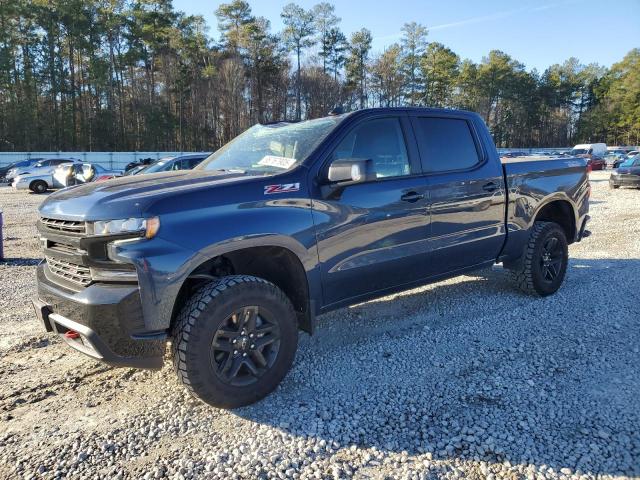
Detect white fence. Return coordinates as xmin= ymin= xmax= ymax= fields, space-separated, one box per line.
xmin=0 ymin=152 xmax=204 ymax=169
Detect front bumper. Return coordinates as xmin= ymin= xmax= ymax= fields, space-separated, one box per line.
xmin=35 ymin=263 xmax=165 ymax=369
xmin=12 ymin=180 xmax=29 ymax=190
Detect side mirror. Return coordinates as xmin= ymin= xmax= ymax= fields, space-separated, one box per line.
xmin=321 ymin=158 xmax=375 ymax=199
xmin=326 ymin=158 xmax=375 ymax=184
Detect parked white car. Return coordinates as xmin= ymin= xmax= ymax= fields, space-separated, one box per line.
xmin=12 ymin=163 xmax=123 ymax=193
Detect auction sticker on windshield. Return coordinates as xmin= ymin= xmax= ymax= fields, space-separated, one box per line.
xmin=257 ymin=155 xmax=297 ymax=169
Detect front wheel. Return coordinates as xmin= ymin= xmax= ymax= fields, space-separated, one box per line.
xmin=508 ymin=221 xmax=569 ymax=296
xmin=30 ymin=180 xmax=48 ymax=194
xmin=171 ymin=275 xmax=298 ymax=408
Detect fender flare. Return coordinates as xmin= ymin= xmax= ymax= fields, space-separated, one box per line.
xmin=529 ymin=193 xmax=579 ymax=234
xmin=169 ymin=234 xmax=319 ymax=333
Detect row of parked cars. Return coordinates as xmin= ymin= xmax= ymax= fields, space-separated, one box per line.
xmin=0 ymin=153 xmax=211 ymax=193
xmin=609 ymin=152 xmax=640 ymax=189
xmin=604 ymin=148 xmax=639 ymax=170
xmin=500 ymin=144 xmax=639 ymax=172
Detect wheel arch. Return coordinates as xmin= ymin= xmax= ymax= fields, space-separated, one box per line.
xmin=170 ymin=244 xmax=314 ymax=335
xmin=532 ymin=197 xmax=578 ymax=244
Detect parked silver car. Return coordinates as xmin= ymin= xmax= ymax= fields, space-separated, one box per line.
xmin=12 ymin=163 xmax=123 ymax=194
xmin=5 ymin=158 xmax=81 ymax=183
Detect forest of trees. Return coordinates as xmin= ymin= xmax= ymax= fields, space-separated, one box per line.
xmin=0 ymin=0 xmax=638 ymax=152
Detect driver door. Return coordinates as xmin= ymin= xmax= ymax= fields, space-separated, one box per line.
xmin=311 ymin=115 xmax=430 ymax=307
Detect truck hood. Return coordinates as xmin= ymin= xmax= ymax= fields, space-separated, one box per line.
xmin=39 ymin=170 xmax=254 ymax=220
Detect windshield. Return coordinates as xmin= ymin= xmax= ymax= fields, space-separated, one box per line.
xmin=197 ymin=116 xmax=345 ymax=175
xmin=140 ymin=157 xmax=174 ymax=174
xmin=571 ymin=149 xmax=588 ymax=155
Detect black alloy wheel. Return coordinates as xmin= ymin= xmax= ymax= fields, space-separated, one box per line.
xmin=210 ymin=306 xmax=281 ymax=387
xmin=508 ymin=221 xmax=569 ymax=296
xmin=172 ymin=275 xmax=298 ymax=408
xmin=539 ymin=236 xmax=564 ymax=283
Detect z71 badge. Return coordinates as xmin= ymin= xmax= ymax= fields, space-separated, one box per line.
xmin=264 ymin=183 xmax=300 ymax=195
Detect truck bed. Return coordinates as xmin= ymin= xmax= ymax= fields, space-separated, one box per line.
xmin=498 ymin=155 xmax=590 ymax=261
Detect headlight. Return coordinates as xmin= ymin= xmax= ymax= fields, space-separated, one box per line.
xmin=89 ymin=216 xmax=160 ymax=239
xmin=89 ymin=267 xmax=138 ymax=282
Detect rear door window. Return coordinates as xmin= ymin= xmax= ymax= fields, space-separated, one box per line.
xmin=413 ymin=117 xmax=481 ymax=172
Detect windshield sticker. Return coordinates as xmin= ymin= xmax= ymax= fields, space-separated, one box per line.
xmin=264 ymin=183 xmax=300 ymax=195
xmin=257 ymin=155 xmax=297 ymax=169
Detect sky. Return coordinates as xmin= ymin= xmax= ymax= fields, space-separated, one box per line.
xmin=172 ymin=0 xmax=640 ymax=72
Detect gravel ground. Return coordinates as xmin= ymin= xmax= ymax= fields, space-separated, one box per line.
xmin=0 ymin=171 xmax=639 ymax=480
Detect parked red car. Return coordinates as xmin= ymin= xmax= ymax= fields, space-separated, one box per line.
xmin=587 ymin=156 xmax=606 ymax=171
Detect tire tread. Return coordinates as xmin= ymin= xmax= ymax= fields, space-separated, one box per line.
xmin=509 ymin=221 xmax=565 ymax=296
xmin=171 ymin=275 xmax=295 ymax=407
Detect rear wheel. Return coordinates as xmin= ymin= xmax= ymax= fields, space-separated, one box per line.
xmin=172 ymin=275 xmax=298 ymax=408
xmin=30 ymin=180 xmax=47 ymax=194
xmin=508 ymin=221 xmax=569 ymax=296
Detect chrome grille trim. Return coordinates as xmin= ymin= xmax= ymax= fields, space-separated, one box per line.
xmin=45 ymin=256 xmax=92 ymax=287
xmin=41 ymin=217 xmax=86 ymax=234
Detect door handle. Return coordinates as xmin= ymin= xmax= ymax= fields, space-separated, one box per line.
xmin=400 ymin=191 xmax=425 ymax=202
xmin=482 ymin=182 xmax=499 ymax=192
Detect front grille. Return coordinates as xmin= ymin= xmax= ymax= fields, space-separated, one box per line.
xmin=46 ymin=256 xmax=92 ymax=287
xmin=47 ymin=241 xmax=84 ymax=256
xmin=41 ymin=217 xmax=86 ymax=234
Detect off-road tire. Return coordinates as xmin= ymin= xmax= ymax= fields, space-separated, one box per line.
xmin=171 ymin=275 xmax=298 ymax=408
xmin=508 ymin=221 xmax=569 ymax=297
xmin=30 ymin=180 xmax=47 ymax=194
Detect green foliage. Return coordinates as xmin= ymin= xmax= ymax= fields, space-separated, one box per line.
xmin=215 ymin=0 xmax=254 ymax=52
xmin=313 ymin=2 xmax=339 ymax=74
xmin=400 ymin=22 xmax=428 ymax=106
xmin=420 ymin=42 xmax=459 ymax=108
xmin=596 ymin=49 xmax=639 ymax=145
xmin=0 ymin=1 xmax=636 ymax=151
xmin=346 ymin=28 xmax=372 ymax=109
xmin=370 ymin=44 xmax=404 ymax=107
xmin=281 ymin=3 xmax=316 ymax=119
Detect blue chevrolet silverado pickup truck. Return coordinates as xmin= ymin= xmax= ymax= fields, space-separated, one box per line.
xmin=33 ymin=108 xmax=590 ymax=408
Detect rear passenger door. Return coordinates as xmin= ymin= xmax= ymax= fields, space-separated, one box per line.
xmin=409 ymin=113 xmax=506 ymax=274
